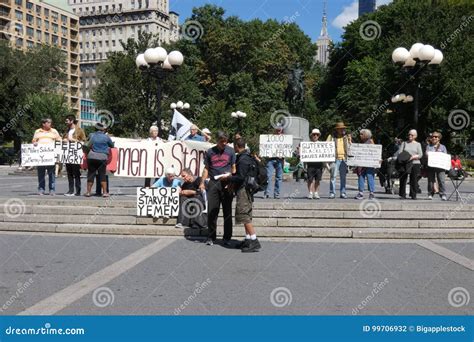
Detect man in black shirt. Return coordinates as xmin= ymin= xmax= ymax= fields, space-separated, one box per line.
xmin=200 ymin=132 xmax=236 ymax=246
xmin=176 ymin=168 xmax=206 ymax=229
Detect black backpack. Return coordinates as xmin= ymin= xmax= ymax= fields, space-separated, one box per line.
xmin=245 ymin=155 xmax=268 ymax=194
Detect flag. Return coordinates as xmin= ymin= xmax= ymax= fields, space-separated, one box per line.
xmin=168 ymin=109 xmax=193 ymax=141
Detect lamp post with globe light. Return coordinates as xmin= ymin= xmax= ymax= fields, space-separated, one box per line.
xmin=392 ymin=43 xmax=443 ymax=129
xmin=136 ymin=47 xmax=184 ymax=137
xmin=231 ymin=111 xmax=247 ymax=132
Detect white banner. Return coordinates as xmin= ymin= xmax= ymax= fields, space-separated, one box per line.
xmin=21 ymin=143 xmax=56 ymax=166
xmin=136 ymin=187 xmax=180 ymax=217
xmin=300 ymin=141 xmax=335 ymax=162
xmin=347 ymin=143 xmax=382 ymax=168
xmin=168 ymin=109 xmax=193 ymax=141
xmin=55 ymin=141 xmax=84 ymax=164
xmin=427 ymin=152 xmax=451 ymax=170
xmin=112 ymin=137 xmax=211 ymax=178
xmin=259 ymin=135 xmax=293 ymax=158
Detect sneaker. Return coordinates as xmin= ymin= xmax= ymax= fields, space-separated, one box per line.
xmin=74 ymin=192 xmax=81 ymax=196
xmin=354 ymin=193 xmax=364 ymax=200
xmin=38 ymin=191 xmax=45 ymax=196
xmin=441 ymin=195 xmax=447 ymax=201
xmin=369 ymin=193 xmax=375 ymax=200
xmin=64 ymin=192 xmax=75 ymax=197
xmin=428 ymin=195 xmax=433 ymax=200
xmin=223 ymin=239 xmax=232 ymax=247
xmin=329 ymin=193 xmax=335 ymax=199
xmin=264 ymin=194 xmax=270 ymax=199
xmin=50 ymin=191 xmax=56 ymax=196
xmin=205 ymin=238 xmax=214 ymax=246
xmin=340 ymin=193 xmax=347 ymax=199
xmin=175 ymin=223 xmax=183 ymax=229
xmin=274 ymin=195 xmax=280 ymax=199
xmin=313 ymin=192 xmax=320 ymax=199
xmin=307 ymin=193 xmax=313 ymax=199
xmin=237 ymin=239 xmax=250 ymax=249
xmin=242 ymin=239 xmax=261 ymax=253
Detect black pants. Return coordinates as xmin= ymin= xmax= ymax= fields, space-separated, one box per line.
xmin=66 ymin=163 xmax=81 ymax=194
xmin=96 ymin=175 xmax=110 ymax=195
xmin=399 ymin=164 xmax=421 ymax=199
xmin=207 ymin=180 xmax=233 ymax=241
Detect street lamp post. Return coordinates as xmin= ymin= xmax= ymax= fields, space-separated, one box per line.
xmin=231 ymin=111 xmax=247 ymax=132
xmin=170 ymin=101 xmax=190 ymax=110
xmin=392 ymin=43 xmax=443 ymax=129
xmin=136 ymin=47 xmax=184 ymax=137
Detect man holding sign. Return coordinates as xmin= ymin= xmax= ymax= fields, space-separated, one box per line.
xmin=300 ymin=129 xmax=328 ymax=199
xmin=63 ymin=115 xmax=86 ymax=196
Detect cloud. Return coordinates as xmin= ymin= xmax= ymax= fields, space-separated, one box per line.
xmin=332 ymin=1 xmax=358 ymax=30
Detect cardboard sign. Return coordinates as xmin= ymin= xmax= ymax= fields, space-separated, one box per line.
xmin=55 ymin=141 xmax=84 ymax=164
xmin=347 ymin=144 xmax=382 ymax=168
xmin=112 ymin=138 xmax=211 ymax=178
xmin=427 ymin=152 xmax=451 ymax=170
xmin=136 ymin=187 xmax=180 ymax=217
xmin=259 ymin=135 xmax=293 ymax=158
xmin=21 ymin=143 xmax=56 ymax=167
xmin=300 ymin=141 xmax=335 ymax=162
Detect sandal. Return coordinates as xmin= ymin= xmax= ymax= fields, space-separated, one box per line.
xmin=84 ymin=193 xmax=91 ymax=197
xmin=102 ymin=193 xmax=110 ymax=198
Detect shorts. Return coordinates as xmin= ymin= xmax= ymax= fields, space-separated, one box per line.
xmin=307 ymin=166 xmax=323 ymax=182
xmin=235 ymin=187 xmax=253 ymax=224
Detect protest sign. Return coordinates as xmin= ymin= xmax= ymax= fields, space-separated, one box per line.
xmin=259 ymin=135 xmax=293 ymax=158
xmin=300 ymin=141 xmax=335 ymax=162
xmin=55 ymin=141 xmax=84 ymax=164
xmin=136 ymin=187 xmax=180 ymax=217
xmin=21 ymin=143 xmax=56 ymax=167
xmin=347 ymin=144 xmax=382 ymax=168
xmin=427 ymin=152 xmax=451 ymax=170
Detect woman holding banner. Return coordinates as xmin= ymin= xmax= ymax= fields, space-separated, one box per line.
xmin=63 ymin=115 xmax=86 ymax=196
xmin=395 ymin=129 xmax=423 ymax=200
xmin=425 ymin=131 xmax=448 ymax=201
xmin=144 ymin=125 xmax=163 ymax=187
xmin=354 ymin=129 xmax=376 ymax=200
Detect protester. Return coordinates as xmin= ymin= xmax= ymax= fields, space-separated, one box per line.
xmin=354 ymin=129 xmax=376 ymax=200
xmin=264 ymin=126 xmax=284 ymax=199
xmin=231 ymin=139 xmax=261 ymax=252
xmin=202 ymin=128 xmax=212 ymax=142
xmin=199 ymin=131 xmax=236 ymax=246
xmin=186 ymin=125 xmax=206 ymax=142
xmin=176 ymin=168 xmax=207 ymax=229
xmin=153 ymin=167 xmax=182 ymax=188
xmin=426 ymin=131 xmax=448 ymax=201
xmin=326 ymin=122 xmax=351 ymax=199
xmin=306 ymin=128 xmax=324 ymax=199
xmin=84 ymin=123 xmax=114 ymax=197
xmin=144 ymin=125 xmax=162 ymax=187
xmin=32 ymin=118 xmax=61 ymax=196
xmin=395 ymin=129 xmax=423 ymax=200
xmin=63 ymin=115 xmax=86 ymax=196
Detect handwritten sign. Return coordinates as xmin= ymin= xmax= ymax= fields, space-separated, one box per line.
xmin=55 ymin=141 xmax=84 ymax=164
xmin=112 ymin=138 xmax=211 ymax=178
xmin=21 ymin=143 xmax=56 ymax=166
xmin=300 ymin=141 xmax=335 ymax=162
xmin=427 ymin=152 xmax=451 ymax=170
xmin=347 ymin=144 xmax=382 ymax=168
xmin=259 ymin=135 xmax=293 ymax=158
xmin=136 ymin=187 xmax=180 ymax=217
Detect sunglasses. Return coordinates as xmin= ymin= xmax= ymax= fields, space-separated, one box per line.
xmin=432 ymin=136 xmax=440 ymax=138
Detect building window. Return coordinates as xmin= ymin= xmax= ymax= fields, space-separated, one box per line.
xmin=51 ymin=11 xmax=58 ymax=20
xmin=15 ymin=0 xmax=22 ymax=6
xmin=112 ymin=40 xmax=115 ymax=47
xmin=44 ymin=32 xmax=50 ymax=42
xmin=61 ymin=15 xmax=67 ymax=23
xmin=52 ymin=23 xmax=58 ymax=33
xmin=35 ymin=5 xmax=41 ymax=14
xmin=52 ymin=35 xmax=58 ymax=45
xmin=26 ymin=1 xmax=33 ymax=10
xmin=27 ymin=40 xmax=34 ymax=48
xmin=15 ymin=38 xmax=23 ymax=47
xmin=26 ymin=27 xmax=33 ymax=37
xmin=36 ymin=30 xmax=41 ymax=40
xmin=44 ymin=8 xmax=49 ymax=16
xmin=15 ymin=10 xmax=23 ymax=21
xmin=61 ymin=38 xmax=67 ymax=46
xmin=36 ymin=17 xmax=42 ymax=27
xmin=26 ymin=14 xmax=33 ymax=23
xmin=45 ymin=20 xmax=49 ymax=30
xmin=61 ymin=26 xmax=67 ymax=35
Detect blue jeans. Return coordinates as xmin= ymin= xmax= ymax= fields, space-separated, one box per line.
xmin=265 ymin=159 xmax=283 ymax=197
xmin=358 ymin=168 xmax=375 ymax=193
xmin=329 ymin=160 xmax=347 ymax=195
xmin=37 ymin=165 xmax=56 ymax=192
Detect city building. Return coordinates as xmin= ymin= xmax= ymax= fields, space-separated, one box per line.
xmin=315 ymin=0 xmax=331 ymax=66
xmin=67 ymin=0 xmax=180 ymax=125
xmin=359 ymin=0 xmax=376 ymax=16
xmin=0 ymin=0 xmax=80 ymax=116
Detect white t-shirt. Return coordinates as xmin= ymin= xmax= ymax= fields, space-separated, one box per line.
xmin=68 ymin=128 xmax=75 ymax=140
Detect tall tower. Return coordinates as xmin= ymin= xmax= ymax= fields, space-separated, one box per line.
xmin=315 ymin=0 xmax=331 ymax=66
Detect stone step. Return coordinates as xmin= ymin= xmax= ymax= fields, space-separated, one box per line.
xmin=0 ymin=222 xmax=472 ymax=239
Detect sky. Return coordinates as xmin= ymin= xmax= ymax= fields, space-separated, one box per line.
xmin=46 ymin=0 xmax=392 ymax=42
